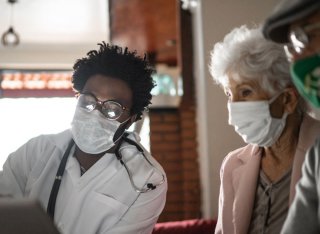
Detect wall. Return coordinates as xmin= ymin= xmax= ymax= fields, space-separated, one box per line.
xmin=149 ymin=106 xmax=201 ymax=222
xmin=109 ymin=0 xmax=178 ymax=65
xmin=0 ymin=0 xmax=108 ymax=70
xmin=193 ymin=0 xmax=280 ymax=218
xmin=110 ymin=0 xmax=203 ymax=221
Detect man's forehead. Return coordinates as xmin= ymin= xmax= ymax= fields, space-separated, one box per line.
xmin=262 ymin=0 xmax=320 ymax=43
xmin=291 ymin=10 xmax=320 ymax=27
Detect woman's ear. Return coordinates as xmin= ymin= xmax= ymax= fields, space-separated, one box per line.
xmin=283 ymin=87 xmax=299 ymax=114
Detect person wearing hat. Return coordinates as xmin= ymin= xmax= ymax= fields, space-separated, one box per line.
xmin=263 ymin=0 xmax=320 ymax=233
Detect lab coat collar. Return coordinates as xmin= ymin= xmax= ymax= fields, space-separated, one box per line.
xmin=62 ymin=130 xmax=152 ymax=192
xmin=65 ymin=150 xmax=121 ymax=190
xmin=50 ymin=129 xmax=73 ymax=155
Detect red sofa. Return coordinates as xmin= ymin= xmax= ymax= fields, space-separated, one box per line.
xmin=152 ymin=219 xmax=217 ymax=234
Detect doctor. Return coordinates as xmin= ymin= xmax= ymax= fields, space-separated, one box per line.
xmin=0 ymin=42 xmax=167 ymax=234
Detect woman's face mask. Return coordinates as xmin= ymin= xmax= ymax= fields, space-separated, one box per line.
xmin=228 ymin=93 xmax=288 ymax=147
xmin=71 ymin=106 xmax=129 ymax=154
xmin=291 ymin=54 xmax=320 ymax=108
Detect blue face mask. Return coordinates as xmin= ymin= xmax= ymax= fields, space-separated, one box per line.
xmin=290 ymin=54 xmax=320 ymax=108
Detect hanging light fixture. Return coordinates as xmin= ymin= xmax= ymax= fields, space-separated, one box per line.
xmin=1 ymin=0 xmax=20 ymax=47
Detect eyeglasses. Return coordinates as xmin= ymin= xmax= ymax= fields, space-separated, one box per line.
xmin=284 ymin=21 xmax=320 ymax=58
xmin=77 ymin=93 xmax=130 ymax=120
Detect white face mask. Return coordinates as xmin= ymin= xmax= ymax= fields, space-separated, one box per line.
xmin=228 ymin=93 xmax=288 ymax=147
xmin=71 ymin=106 xmax=127 ymax=154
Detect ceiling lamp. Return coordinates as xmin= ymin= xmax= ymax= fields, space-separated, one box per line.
xmin=1 ymin=0 xmax=20 ymax=47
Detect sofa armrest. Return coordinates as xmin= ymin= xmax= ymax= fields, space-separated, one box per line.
xmin=152 ymin=219 xmax=217 ymax=234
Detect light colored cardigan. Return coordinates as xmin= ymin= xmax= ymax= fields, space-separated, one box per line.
xmin=215 ymin=114 xmax=320 ymax=234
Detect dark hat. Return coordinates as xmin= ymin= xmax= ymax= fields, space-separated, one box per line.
xmin=263 ymin=0 xmax=320 ymax=43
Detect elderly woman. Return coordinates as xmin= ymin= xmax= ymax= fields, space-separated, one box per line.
xmin=210 ymin=25 xmax=320 ymax=234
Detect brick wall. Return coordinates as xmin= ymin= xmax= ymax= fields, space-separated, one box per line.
xmin=148 ymin=2 xmax=201 ymax=223
xmin=109 ymin=0 xmax=200 ymax=222
xmin=149 ymin=104 xmax=201 ymax=222
xmin=179 ymin=104 xmax=201 ymax=219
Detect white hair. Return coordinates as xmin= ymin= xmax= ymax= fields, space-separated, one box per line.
xmin=209 ymin=25 xmax=308 ymax=112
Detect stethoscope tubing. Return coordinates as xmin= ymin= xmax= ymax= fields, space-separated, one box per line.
xmin=47 ymin=139 xmax=74 ymax=219
xmin=116 ymin=135 xmax=165 ymax=193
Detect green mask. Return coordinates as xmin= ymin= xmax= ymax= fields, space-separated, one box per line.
xmin=290 ymin=54 xmax=320 ymax=108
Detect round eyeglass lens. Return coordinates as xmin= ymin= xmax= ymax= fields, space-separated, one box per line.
xmin=79 ymin=94 xmax=96 ymax=112
xmin=290 ymin=28 xmax=308 ymax=53
xmin=101 ymin=101 xmax=123 ymax=119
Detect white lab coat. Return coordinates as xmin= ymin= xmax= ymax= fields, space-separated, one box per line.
xmin=0 ymin=130 xmax=167 ymax=234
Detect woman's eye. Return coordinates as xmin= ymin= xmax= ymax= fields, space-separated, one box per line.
xmin=241 ymin=89 xmax=252 ymax=97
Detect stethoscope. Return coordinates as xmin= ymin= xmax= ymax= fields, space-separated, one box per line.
xmin=47 ymin=133 xmax=165 ymax=219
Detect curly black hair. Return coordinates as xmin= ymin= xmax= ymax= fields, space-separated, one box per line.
xmin=72 ymin=42 xmax=156 ymax=121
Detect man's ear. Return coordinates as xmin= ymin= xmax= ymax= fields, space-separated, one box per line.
xmin=283 ymin=87 xmax=299 ymax=114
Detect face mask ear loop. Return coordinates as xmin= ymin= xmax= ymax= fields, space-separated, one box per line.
xmin=114 ymin=133 xmax=128 ymax=163
xmin=269 ymin=92 xmax=289 ymax=119
xmin=282 ymin=112 xmax=289 ymax=120
xmin=112 ymin=117 xmax=132 ymax=144
xmin=268 ymin=92 xmax=284 ymax=105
